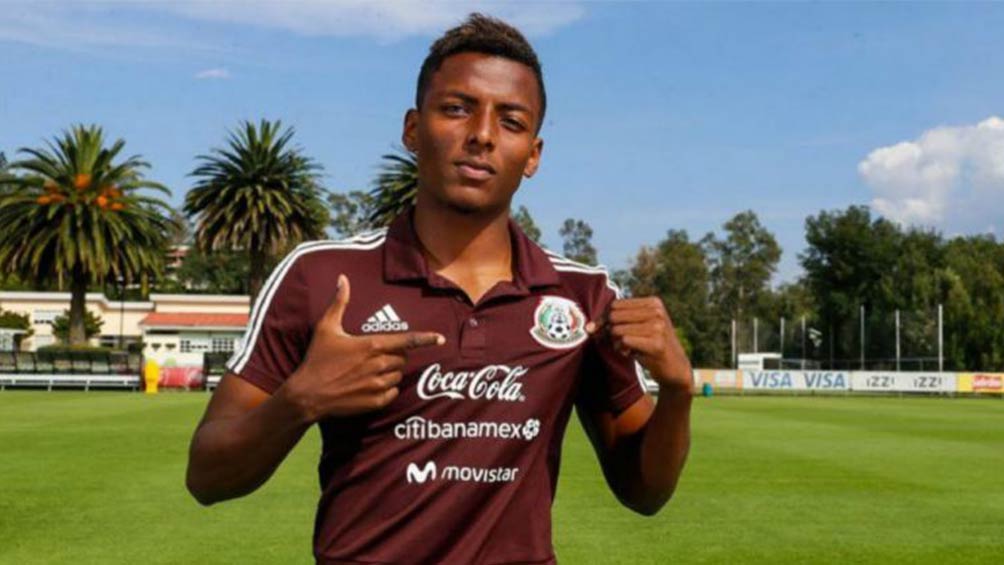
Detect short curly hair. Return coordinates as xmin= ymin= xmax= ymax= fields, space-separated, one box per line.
xmin=416 ymin=13 xmax=546 ymax=133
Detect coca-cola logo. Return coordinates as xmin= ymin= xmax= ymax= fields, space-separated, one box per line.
xmin=416 ymin=363 xmax=528 ymax=402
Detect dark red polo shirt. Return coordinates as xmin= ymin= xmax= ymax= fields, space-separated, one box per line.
xmin=226 ymin=210 xmax=648 ymax=564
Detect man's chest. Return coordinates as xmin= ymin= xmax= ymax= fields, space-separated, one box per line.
xmin=334 ymin=284 xmax=593 ymax=422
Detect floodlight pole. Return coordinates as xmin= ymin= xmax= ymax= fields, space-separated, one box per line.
xmin=860 ymin=304 xmax=865 ymax=370
xmin=938 ymin=303 xmax=944 ymax=372
xmin=895 ymin=309 xmax=901 ymax=372
xmin=119 ymin=276 xmax=125 ymax=350
xmin=829 ymin=325 xmax=834 ymax=370
xmin=753 ymin=317 xmax=759 ymax=354
xmin=731 ymin=318 xmax=737 ymax=369
xmin=801 ymin=316 xmax=806 ymax=370
xmin=780 ymin=316 xmax=785 ymax=359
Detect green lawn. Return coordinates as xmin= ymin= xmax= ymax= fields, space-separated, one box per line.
xmin=1 ymin=393 xmax=1001 ymax=564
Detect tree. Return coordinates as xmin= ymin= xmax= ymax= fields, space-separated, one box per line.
xmin=52 ymin=309 xmax=104 ymax=343
xmin=0 ymin=125 xmax=173 ymax=346
xmin=367 ymin=149 xmax=418 ymax=227
xmin=800 ymin=206 xmax=900 ymax=364
xmin=0 ymin=152 xmax=13 ymax=196
xmin=798 ymin=206 xmax=1004 ymax=371
xmin=167 ymin=208 xmax=191 ymax=247
xmin=559 ymin=218 xmax=598 ymax=265
xmin=701 ymin=211 xmax=781 ymax=355
xmin=171 ymin=247 xmax=251 ymax=294
xmin=185 ymin=120 xmax=329 ymax=301
xmin=0 ymin=307 xmax=32 ymax=349
xmin=329 ymin=190 xmax=377 ymax=238
xmin=941 ymin=235 xmax=1004 ymax=370
xmin=622 ymin=231 xmax=720 ymax=365
xmin=512 ymin=205 xmax=542 ymax=243
xmin=882 ymin=228 xmax=945 ymax=364
xmin=761 ymin=279 xmax=816 ymax=360
xmin=623 ymin=245 xmax=659 ymax=298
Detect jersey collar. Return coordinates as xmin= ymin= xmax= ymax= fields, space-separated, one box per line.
xmin=383 ymin=208 xmax=560 ymax=291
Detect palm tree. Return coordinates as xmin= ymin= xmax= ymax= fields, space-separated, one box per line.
xmin=0 ymin=152 xmax=12 ymax=195
xmin=0 ymin=125 xmax=174 ymax=346
xmin=185 ymin=120 xmax=328 ymax=301
xmin=368 ymin=148 xmax=418 ymax=227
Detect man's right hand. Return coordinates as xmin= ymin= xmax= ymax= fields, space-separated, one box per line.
xmin=281 ymin=274 xmax=445 ymax=424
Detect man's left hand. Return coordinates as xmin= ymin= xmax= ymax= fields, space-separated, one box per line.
xmin=587 ymin=297 xmax=692 ymax=393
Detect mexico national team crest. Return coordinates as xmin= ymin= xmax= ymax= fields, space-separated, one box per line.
xmin=530 ymin=296 xmax=588 ymax=349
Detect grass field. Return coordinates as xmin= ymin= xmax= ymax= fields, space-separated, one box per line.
xmin=1 ymin=393 xmax=1002 ymax=564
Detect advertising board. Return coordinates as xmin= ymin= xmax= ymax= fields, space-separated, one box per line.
xmin=851 ymin=372 xmax=955 ymax=393
xmin=742 ymin=370 xmax=850 ymax=391
xmin=957 ymin=373 xmax=1004 ymax=394
xmin=713 ymin=370 xmax=740 ymax=388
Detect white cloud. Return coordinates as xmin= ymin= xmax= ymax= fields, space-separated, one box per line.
xmin=859 ymin=116 xmax=1004 ymax=233
xmin=195 ymin=68 xmax=231 ymax=80
xmin=0 ymin=1 xmax=583 ymax=50
xmin=158 ymin=1 xmax=584 ymax=39
xmin=0 ymin=2 xmax=217 ymax=53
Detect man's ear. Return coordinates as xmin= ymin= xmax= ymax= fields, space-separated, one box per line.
xmin=523 ymin=137 xmax=544 ymax=178
xmin=402 ymin=109 xmax=419 ymax=153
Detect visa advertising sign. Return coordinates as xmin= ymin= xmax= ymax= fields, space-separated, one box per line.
xmin=742 ymin=370 xmax=850 ymax=391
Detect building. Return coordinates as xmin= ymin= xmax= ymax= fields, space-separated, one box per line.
xmin=0 ymin=291 xmax=249 ymax=371
xmin=0 ymin=327 xmax=26 ymax=352
xmin=138 ymin=295 xmax=249 ymax=367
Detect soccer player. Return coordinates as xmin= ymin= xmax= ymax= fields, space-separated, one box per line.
xmin=186 ymin=13 xmax=692 ymax=564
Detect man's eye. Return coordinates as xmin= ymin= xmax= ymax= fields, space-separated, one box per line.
xmin=502 ymin=118 xmax=526 ymax=131
xmin=443 ymin=104 xmax=466 ymax=115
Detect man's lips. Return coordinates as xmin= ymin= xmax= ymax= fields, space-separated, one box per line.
xmin=455 ymin=160 xmax=496 ymax=181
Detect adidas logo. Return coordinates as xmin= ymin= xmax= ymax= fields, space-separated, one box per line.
xmin=361 ymin=304 xmax=410 ymax=333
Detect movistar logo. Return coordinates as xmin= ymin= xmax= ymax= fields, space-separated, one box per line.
xmin=406 ymin=461 xmax=437 ymax=484
xmin=405 ymin=460 xmax=519 ymax=484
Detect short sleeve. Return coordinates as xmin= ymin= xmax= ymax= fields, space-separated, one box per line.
xmin=575 ymin=281 xmax=648 ymax=416
xmin=225 ymin=253 xmax=311 ymax=394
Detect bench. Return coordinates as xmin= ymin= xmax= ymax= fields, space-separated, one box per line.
xmin=0 ymin=373 xmax=141 ymax=391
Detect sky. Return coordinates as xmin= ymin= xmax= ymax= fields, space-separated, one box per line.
xmin=2 ymin=1 xmax=1004 ymax=283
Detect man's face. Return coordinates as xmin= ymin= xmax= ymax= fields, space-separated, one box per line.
xmin=403 ymin=52 xmax=544 ymax=216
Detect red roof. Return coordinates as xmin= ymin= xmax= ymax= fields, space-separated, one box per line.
xmin=139 ymin=312 xmax=249 ymax=329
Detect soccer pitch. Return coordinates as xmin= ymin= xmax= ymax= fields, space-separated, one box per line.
xmin=1 ymin=393 xmax=1001 ymax=564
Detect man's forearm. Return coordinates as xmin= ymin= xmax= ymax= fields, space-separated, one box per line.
xmin=627 ymin=386 xmax=692 ymax=515
xmin=186 ymin=387 xmax=312 ymax=505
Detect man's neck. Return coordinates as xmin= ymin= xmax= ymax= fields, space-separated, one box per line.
xmin=412 ymin=197 xmax=513 ymax=302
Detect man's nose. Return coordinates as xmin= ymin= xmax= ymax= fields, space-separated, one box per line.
xmin=465 ymin=109 xmax=496 ymax=150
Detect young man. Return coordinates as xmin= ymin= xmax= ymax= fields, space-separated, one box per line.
xmin=186 ymin=14 xmax=692 ymax=564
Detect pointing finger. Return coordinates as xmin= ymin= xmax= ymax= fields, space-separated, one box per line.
xmin=372 ymin=331 xmax=446 ymax=353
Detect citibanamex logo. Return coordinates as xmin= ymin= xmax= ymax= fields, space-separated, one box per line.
xmin=393 ymin=416 xmax=542 ymax=441
xmin=417 ymin=363 xmax=528 ymax=402
xmin=523 ymin=418 xmax=541 ymax=440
